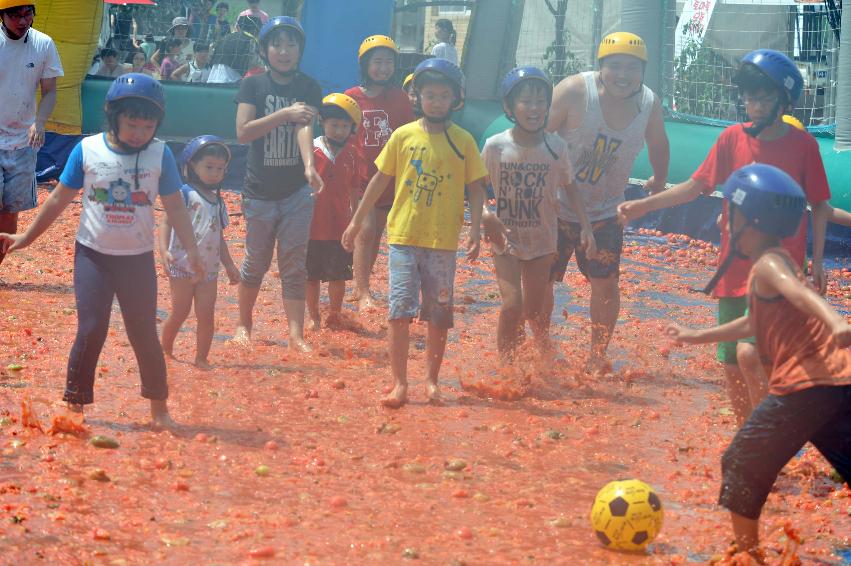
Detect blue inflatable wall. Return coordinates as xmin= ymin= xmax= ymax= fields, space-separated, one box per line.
xmin=300 ymin=0 xmax=395 ymax=95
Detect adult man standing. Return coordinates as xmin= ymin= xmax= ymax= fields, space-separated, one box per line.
xmin=0 ymin=1 xmax=63 ymax=270
xmin=546 ymin=33 xmax=669 ymax=375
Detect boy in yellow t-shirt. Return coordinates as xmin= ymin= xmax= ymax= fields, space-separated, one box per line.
xmin=342 ymin=59 xmax=490 ymax=408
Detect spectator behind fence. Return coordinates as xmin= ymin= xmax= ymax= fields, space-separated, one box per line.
xmin=173 ymin=41 xmax=211 ymax=83
xmin=212 ymin=2 xmax=232 ymax=42
xmin=189 ymin=0 xmax=217 ymax=41
xmin=207 ymin=15 xmax=260 ymax=83
xmin=159 ymin=38 xmax=184 ymax=81
xmin=239 ymin=0 xmax=268 ymax=25
xmin=126 ymin=49 xmax=159 ymax=79
xmin=151 ymin=17 xmax=194 ymax=68
xmin=95 ymin=47 xmax=128 ymax=78
xmin=109 ymin=4 xmax=137 ymax=52
xmin=140 ymin=34 xmax=157 ymax=60
xmin=431 ymin=18 xmax=458 ymax=65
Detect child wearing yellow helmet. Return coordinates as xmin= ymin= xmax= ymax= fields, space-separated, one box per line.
xmin=306 ymin=93 xmax=363 ymax=331
xmin=546 ymin=32 xmax=669 ymax=375
xmin=345 ymin=35 xmax=415 ymax=311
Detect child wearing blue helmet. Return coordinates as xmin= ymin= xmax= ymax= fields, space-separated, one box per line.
xmin=233 ymin=16 xmax=323 ymax=352
xmin=481 ymin=67 xmax=595 ymax=361
xmin=159 ymin=135 xmax=240 ymax=369
xmin=620 ymin=49 xmax=832 ymax=426
xmin=666 ymin=163 xmax=851 ymax=562
xmin=342 ymin=58 xmax=490 ymax=408
xmin=0 ymin=74 xmax=203 ymax=428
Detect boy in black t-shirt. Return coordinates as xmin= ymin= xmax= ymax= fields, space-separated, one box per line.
xmin=233 ymin=16 xmax=323 ymax=352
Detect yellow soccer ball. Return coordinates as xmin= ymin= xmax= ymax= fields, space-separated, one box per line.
xmin=590 ymin=479 xmax=663 ymax=551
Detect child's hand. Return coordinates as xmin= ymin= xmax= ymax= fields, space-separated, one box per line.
xmin=0 ymin=233 xmax=28 ymax=254
xmin=225 ymin=263 xmax=241 ymax=285
xmin=160 ymin=249 xmax=175 ymax=268
xmin=664 ymin=323 xmax=700 ymax=344
xmin=465 ymin=228 xmax=481 ymax=261
xmin=283 ymin=102 xmax=316 ymax=125
xmin=305 ymin=166 xmax=324 ymax=195
xmin=811 ymin=262 xmax=827 ymax=295
xmin=643 ymin=175 xmax=666 ymax=195
xmin=581 ymin=228 xmax=598 ymax=259
xmin=482 ymin=212 xmax=508 ymax=255
xmin=831 ymin=321 xmax=851 ymax=348
xmin=187 ymin=250 xmax=206 ymax=283
xmin=341 ymin=221 xmax=360 ymax=253
xmin=617 ymin=199 xmax=647 ymax=225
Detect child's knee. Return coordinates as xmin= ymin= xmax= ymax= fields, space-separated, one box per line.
xmin=501 ymin=301 xmax=522 ymax=321
xmin=736 ymin=342 xmax=758 ymax=368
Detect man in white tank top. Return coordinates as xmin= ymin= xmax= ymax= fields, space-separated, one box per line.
xmin=546 ymin=32 xmax=669 ymax=375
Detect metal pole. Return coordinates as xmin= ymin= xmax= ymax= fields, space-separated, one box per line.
xmin=835 ymin=2 xmax=851 ymax=150
xmin=621 ymin=0 xmax=665 ymax=96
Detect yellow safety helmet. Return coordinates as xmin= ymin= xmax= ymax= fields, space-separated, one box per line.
xmin=322 ymin=93 xmax=362 ymax=128
xmin=597 ymin=32 xmax=648 ymax=62
xmin=0 ymin=0 xmax=34 ymax=9
xmin=782 ymin=114 xmax=805 ymax=131
xmin=402 ymin=73 xmax=414 ymax=90
xmin=358 ymin=35 xmax=398 ymax=62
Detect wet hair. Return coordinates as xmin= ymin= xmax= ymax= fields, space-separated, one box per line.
xmin=414 ymin=69 xmax=461 ymax=99
xmin=194 ymin=41 xmax=211 ymax=53
xmin=319 ymin=104 xmax=354 ymax=123
xmin=505 ymin=80 xmax=550 ymax=110
xmin=101 ymin=47 xmax=118 ymax=59
xmin=105 ymin=97 xmax=165 ymax=138
xmin=435 ymin=18 xmax=456 ymax=45
xmin=734 ymin=63 xmax=786 ymax=103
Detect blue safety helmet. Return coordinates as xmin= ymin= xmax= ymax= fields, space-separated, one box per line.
xmin=259 ymin=16 xmax=304 ymax=50
xmin=414 ymin=58 xmax=465 ymax=93
xmin=740 ymin=49 xmax=803 ymax=104
xmin=721 ymin=163 xmax=806 ymax=239
xmin=106 ymin=73 xmax=165 ymax=112
xmin=180 ymin=135 xmax=231 ymax=169
xmin=500 ymin=66 xmax=552 ymax=102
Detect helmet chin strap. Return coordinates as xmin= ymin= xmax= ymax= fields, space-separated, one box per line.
xmin=743 ymin=99 xmax=782 ymax=138
xmin=701 ymin=207 xmax=749 ymax=295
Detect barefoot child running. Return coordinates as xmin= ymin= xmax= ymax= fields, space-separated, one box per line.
xmin=306 ymin=94 xmax=362 ymax=330
xmin=159 ymin=135 xmax=240 ymax=368
xmin=482 ymin=67 xmax=595 ymax=361
xmin=233 ymin=16 xmax=323 ymax=352
xmin=0 ymin=74 xmax=204 ymax=427
xmin=342 ymin=59 xmax=488 ymax=408
xmin=345 ymin=35 xmax=415 ymax=311
xmin=619 ymin=50 xmax=831 ymax=425
xmin=666 ymin=164 xmax=851 ymax=562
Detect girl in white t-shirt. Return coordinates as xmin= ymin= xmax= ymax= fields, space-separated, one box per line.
xmin=159 ymin=136 xmax=240 ymax=369
xmin=431 ymin=18 xmax=458 ymax=65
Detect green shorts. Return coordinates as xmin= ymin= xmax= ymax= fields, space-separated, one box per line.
xmin=716 ymin=296 xmax=755 ymax=364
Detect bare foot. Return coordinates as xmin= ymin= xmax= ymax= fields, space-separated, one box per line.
xmin=66 ymin=402 xmax=85 ymax=421
xmin=358 ymin=294 xmax=378 ymax=311
xmin=194 ymin=358 xmax=212 ymax=370
xmin=231 ymin=326 xmax=251 ymax=347
xmin=150 ymin=400 xmax=178 ymax=430
xmin=289 ymin=337 xmax=313 ymax=353
xmin=308 ymin=318 xmax=322 ymax=332
xmin=325 ymin=312 xmax=343 ymax=330
xmin=426 ymin=382 xmax=443 ymax=405
xmin=380 ymin=384 xmax=408 ymax=409
xmin=345 ymin=291 xmax=361 ymax=303
xmin=583 ymin=355 xmax=612 ymax=378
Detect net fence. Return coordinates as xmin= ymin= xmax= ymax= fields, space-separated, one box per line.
xmin=663 ymin=0 xmax=840 ymax=133
xmin=393 ymin=1 xmax=475 ymax=77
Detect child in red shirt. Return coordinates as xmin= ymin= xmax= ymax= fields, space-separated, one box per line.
xmin=306 ymin=94 xmax=362 ymax=330
xmin=345 ymin=35 xmax=415 ymax=310
xmin=666 ymin=164 xmax=851 ymax=562
xmin=619 ymin=50 xmax=831 ymax=425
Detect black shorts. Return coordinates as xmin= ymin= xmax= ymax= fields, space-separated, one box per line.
xmin=551 ymin=216 xmax=623 ymax=281
xmin=306 ymin=240 xmax=353 ymax=282
xmin=719 ymin=385 xmax=851 ymax=520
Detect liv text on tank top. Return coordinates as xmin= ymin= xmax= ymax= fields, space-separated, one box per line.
xmin=558 ymin=71 xmax=653 ymax=223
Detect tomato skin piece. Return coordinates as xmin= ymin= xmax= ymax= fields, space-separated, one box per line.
xmin=247 ymin=546 xmax=276 ymax=559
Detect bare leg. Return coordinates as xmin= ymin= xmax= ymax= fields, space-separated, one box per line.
xmin=424 ymin=322 xmax=449 ymax=404
xmin=306 ymin=279 xmax=321 ymax=331
xmin=521 ymin=255 xmax=556 ymax=354
xmin=493 ymin=254 xmax=523 ymax=361
xmin=234 ymin=282 xmax=261 ymax=345
xmin=283 ymin=296 xmax=311 ymax=352
xmin=160 ymin=277 xmax=196 ymax=357
xmin=587 ymin=274 xmax=619 ymax=373
xmin=730 ymin=512 xmax=764 ymax=563
xmin=382 ymin=318 xmax=410 ymax=408
xmin=737 ymin=342 xmax=768 ymax=410
xmin=192 ymin=279 xmax=218 ymax=368
xmin=353 ymin=209 xmax=377 ymax=309
xmin=325 ymin=280 xmax=345 ymax=327
xmin=724 ymin=363 xmax=752 ymax=427
xmin=0 ymin=212 xmax=18 ymax=268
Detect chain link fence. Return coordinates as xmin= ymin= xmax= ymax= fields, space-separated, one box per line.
xmin=663 ymin=0 xmax=840 ymax=133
